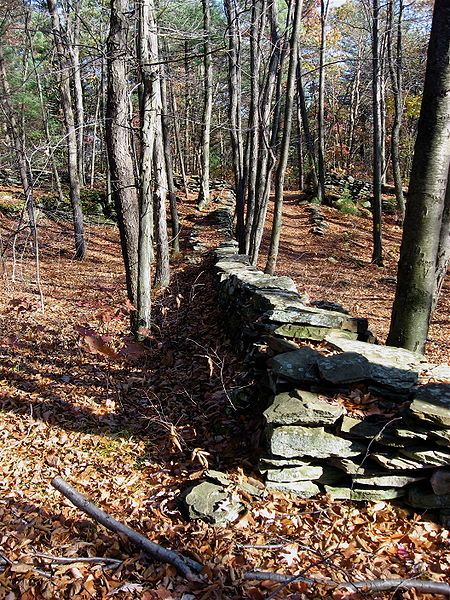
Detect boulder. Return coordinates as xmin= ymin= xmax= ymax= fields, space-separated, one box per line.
xmin=269 ymin=426 xmax=365 ymax=459
xmin=264 ymin=390 xmax=345 ymax=426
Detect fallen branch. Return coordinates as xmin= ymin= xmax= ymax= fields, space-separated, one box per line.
xmin=34 ymin=553 xmax=123 ymax=569
xmin=244 ymin=571 xmax=450 ymax=596
xmin=51 ymin=476 xmax=203 ymax=581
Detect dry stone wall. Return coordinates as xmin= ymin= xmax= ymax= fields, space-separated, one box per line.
xmin=212 ymin=240 xmax=450 ymax=526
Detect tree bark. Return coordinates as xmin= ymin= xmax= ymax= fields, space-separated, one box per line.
xmin=198 ymin=0 xmax=213 ymax=210
xmin=106 ymin=0 xmax=139 ymax=304
xmin=371 ymin=0 xmax=383 ymax=265
xmin=387 ymin=0 xmax=450 ymax=353
xmin=265 ymin=0 xmax=303 ymax=274
xmin=317 ymin=0 xmax=330 ymax=205
xmin=47 ymin=0 xmax=86 ymax=259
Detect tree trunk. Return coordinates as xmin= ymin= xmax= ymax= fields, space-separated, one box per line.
xmin=297 ymin=56 xmax=318 ymax=190
xmin=371 ymin=0 xmax=383 ymax=265
xmin=317 ymin=0 xmax=330 ymax=205
xmin=265 ymin=0 xmax=303 ymax=274
xmin=198 ymin=0 xmax=213 ymax=210
xmin=106 ymin=0 xmax=139 ymax=305
xmin=68 ymin=0 xmax=85 ymax=186
xmin=47 ymin=0 xmax=86 ymax=260
xmin=387 ymin=0 xmax=450 ymax=353
xmin=160 ymin=67 xmax=180 ymax=254
xmin=387 ymin=0 xmax=405 ymax=218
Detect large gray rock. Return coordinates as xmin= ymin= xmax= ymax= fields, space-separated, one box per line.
xmin=184 ymin=482 xmax=244 ymax=525
xmin=407 ymin=384 xmax=450 ymax=427
xmin=266 ymin=480 xmax=321 ymax=498
xmin=369 ymin=363 xmax=418 ymax=397
xmin=267 ymin=348 xmax=321 ymax=384
xmin=264 ymin=390 xmax=345 ymax=426
xmin=269 ymin=426 xmax=365 ymax=459
xmin=317 ymin=352 xmax=371 ymax=384
xmin=400 ymin=448 xmax=450 ymax=467
xmin=340 ymin=417 xmax=401 ymax=446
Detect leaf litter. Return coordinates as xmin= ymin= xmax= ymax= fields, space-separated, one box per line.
xmin=0 ymin=191 xmax=449 ymax=599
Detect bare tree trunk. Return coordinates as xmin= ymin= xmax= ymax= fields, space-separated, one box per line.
xmin=90 ymin=80 xmax=101 ymax=189
xmin=317 ymin=0 xmax=330 ymax=205
xmin=153 ymin=127 xmax=170 ymax=289
xmin=387 ymin=0 xmax=450 ymax=352
xmin=136 ymin=0 xmax=157 ymax=333
xmin=265 ymin=0 xmax=303 ymax=274
xmin=106 ymin=0 xmax=139 ymax=304
xmin=47 ymin=0 xmax=86 ymax=260
xmin=68 ymin=0 xmax=85 ymax=186
xmin=198 ymin=0 xmax=213 ymax=210
xmin=297 ymin=56 xmax=318 ymax=190
xmin=224 ymin=0 xmax=245 ymax=248
xmin=371 ymin=0 xmax=383 ymax=265
xmin=169 ymin=77 xmax=189 ymax=199
xmin=160 ymin=64 xmax=180 ymax=254
xmin=387 ymin=0 xmax=405 ymax=218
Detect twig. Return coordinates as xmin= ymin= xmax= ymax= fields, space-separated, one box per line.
xmin=34 ymin=553 xmax=122 ymax=568
xmin=244 ymin=571 xmax=450 ymax=596
xmin=51 ymin=476 xmax=203 ymax=581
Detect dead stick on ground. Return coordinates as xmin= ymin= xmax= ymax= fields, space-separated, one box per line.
xmin=34 ymin=553 xmax=123 ymax=568
xmin=245 ymin=571 xmax=450 ymax=596
xmin=51 ymin=476 xmax=203 ymax=582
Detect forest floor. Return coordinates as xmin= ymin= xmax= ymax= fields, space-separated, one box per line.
xmin=0 ymin=187 xmax=449 ymax=600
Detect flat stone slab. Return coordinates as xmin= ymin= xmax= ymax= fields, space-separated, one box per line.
xmin=371 ymin=453 xmax=429 ymax=471
xmin=317 ymin=352 xmax=371 ymax=384
xmin=269 ymin=426 xmax=365 ymax=459
xmin=326 ymin=485 xmax=405 ymax=501
xmin=267 ymin=348 xmax=321 ymax=384
xmin=400 ymin=448 xmax=450 ymax=467
xmin=353 ymin=473 xmax=424 ymax=488
xmin=429 ymin=429 xmax=450 ymax=447
xmin=266 ymin=480 xmax=321 ymax=498
xmin=264 ymin=390 xmax=344 ymax=426
xmin=325 ymin=335 xmax=424 ymax=370
xmin=263 ymin=465 xmax=324 ymax=482
xmin=328 ymin=457 xmax=367 ymax=475
xmin=369 ymin=363 xmax=418 ymax=395
xmin=408 ymin=384 xmax=450 ymax=427
xmin=267 ymin=305 xmax=367 ymax=334
xmin=340 ymin=417 xmax=402 ymax=446
xmin=275 ymin=324 xmax=358 ymax=341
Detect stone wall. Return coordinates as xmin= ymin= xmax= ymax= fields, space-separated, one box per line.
xmin=212 ymin=241 xmax=450 ymax=526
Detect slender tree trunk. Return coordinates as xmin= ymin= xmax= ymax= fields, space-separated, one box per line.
xmin=160 ymin=65 xmax=180 ymax=253
xmin=371 ymin=0 xmax=383 ymax=265
xmin=47 ymin=0 xmax=86 ymax=259
xmin=297 ymin=56 xmax=318 ymax=190
xmin=136 ymin=0 xmax=157 ymax=333
xmin=90 ymin=80 xmax=101 ymax=188
xmin=317 ymin=0 xmax=330 ymax=205
xmin=169 ymin=78 xmax=189 ymax=199
xmin=224 ymin=0 xmax=245 ymax=248
xmin=106 ymin=0 xmax=139 ymax=305
xmin=153 ymin=124 xmax=170 ymax=289
xmin=69 ymin=0 xmax=85 ymax=186
xmin=387 ymin=0 xmax=405 ymax=218
xmin=265 ymin=0 xmax=303 ymax=274
xmin=387 ymin=0 xmax=450 ymax=353
xmin=198 ymin=0 xmax=213 ymax=210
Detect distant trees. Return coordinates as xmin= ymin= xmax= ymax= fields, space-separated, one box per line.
xmin=387 ymin=0 xmax=450 ymax=354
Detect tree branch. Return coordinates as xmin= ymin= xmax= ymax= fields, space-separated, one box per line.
xmin=51 ymin=476 xmax=203 ymax=581
xmin=244 ymin=571 xmax=450 ymax=596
